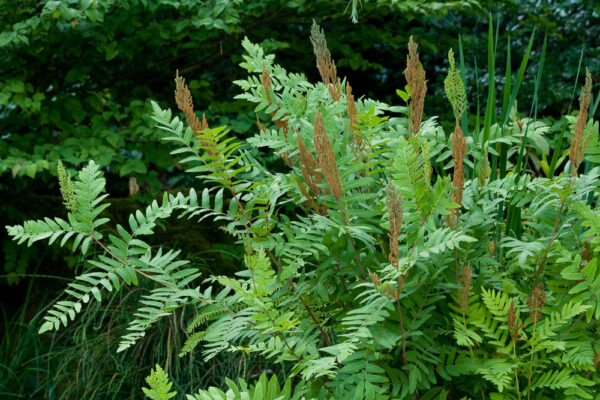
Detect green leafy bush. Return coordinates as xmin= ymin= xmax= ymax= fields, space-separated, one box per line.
xmin=0 ymin=0 xmax=483 ymax=287
xmin=7 ymin=21 xmax=600 ymax=399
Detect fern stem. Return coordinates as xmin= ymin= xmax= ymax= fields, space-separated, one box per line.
xmin=532 ymin=177 xmax=574 ymax=286
xmin=336 ymin=197 xmax=367 ymax=280
xmin=265 ymin=249 xmax=333 ymax=347
xmin=91 ymin=232 xmax=125 ymax=264
xmin=396 ymin=276 xmax=408 ymax=365
xmin=249 ymin=267 xmax=303 ymax=362
xmin=334 ymin=261 xmax=349 ymax=294
xmin=514 ymin=342 xmax=522 ymax=400
xmin=208 ymin=143 xmax=334 ymax=348
xmin=93 ymin=232 xmax=182 ymax=291
xmin=526 ymin=321 xmax=537 ymax=400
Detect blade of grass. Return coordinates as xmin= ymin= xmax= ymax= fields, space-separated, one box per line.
xmin=514 ymin=34 xmax=543 ymax=176
xmin=458 ymin=34 xmax=470 ymax=179
xmin=548 ymin=48 xmax=584 ymax=176
xmin=474 ymin=55 xmax=481 ymax=145
xmin=501 ymin=35 xmax=512 ymax=123
xmin=481 ymin=13 xmax=496 ymax=156
xmin=491 ymin=30 xmax=535 ymax=181
xmin=584 ymin=89 xmax=600 ymax=203
xmin=506 ymin=36 xmax=546 ymax=239
xmin=459 ymin=35 xmax=469 ymax=138
xmin=590 ymin=90 xmax=600 ymax=120
xmin=498 ymin=35 xmax=512 ymax=179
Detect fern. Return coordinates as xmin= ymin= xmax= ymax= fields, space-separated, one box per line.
xmin=8 ymin=28 xmax=600 ymax=400
xmin=143 ymin=365 xmax=177 ymax=400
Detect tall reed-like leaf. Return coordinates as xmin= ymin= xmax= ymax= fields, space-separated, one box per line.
xmin=548 ymin=48 xmax=584 ymax=177
xmin=480 ymin=14 xmax=496 ymax=155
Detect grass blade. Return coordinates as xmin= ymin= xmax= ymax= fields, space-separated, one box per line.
xmin=481 ymin=13 xmax=496 ymax=154
xmin=549 ymin=48 xmax=584 ymax=176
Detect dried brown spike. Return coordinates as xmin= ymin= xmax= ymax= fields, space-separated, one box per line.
xmin=260 ymin=65 xmax=292 ymax=167
xmin=507 ymin=301 xmax=521 ymax=342
xmin=369 ymin=271 xmax=382 ymax=286
xmin=527 ymin=283 xmax=546 ymax=323
xmin=346 ymin=82 xmax=364 ymax=149
xmin=569 ymin=68 xmax=593 ymax=176
xmin=201 ymin=113 xmax=209 ymax=131
xmin=175 ymin=70 xmax=202 ymax=134
xmin=385 ymin=182 xmax=403 ymax=270
xmin=313 ymin=110 xmax=342 ymax=200
xmin=261 ymin=64 xmax=272 ymax=104
xmin=310 ymin=20 xmax=341 ymax=102
xmin=449 ymin=122 xmax=466 ymax=227
xmin=175 ymin=71 xmax=215 ymax=154
xmin=457 ymin=264 xmax=472 ymax=314
xmin=404 ymin=36 xmax=427 ymax=136
xmin=369 ymin=271 xmax=397 ymax=299
xmin=297 ymin=129 xmax=322 ymax=195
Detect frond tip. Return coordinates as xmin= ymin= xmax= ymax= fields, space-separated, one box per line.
xmin=569 ymin=68 xmax=593 ymax=176
xmin=444 ymin=48 xmax=466 ymax=122
xmin=57 ymin=160 xmax=77 ymax=213
xmin=404 ymin=36 xmax=427 ymax=136
xmin=174 ymin=70 xmax=212 ymax=153
xmin=313 ymin=110 xmax=342 ymax=201
xmin=142 ymin=365 xmax=176 ymax=400
xmin=310 ymin=20 xmax=341 ymax=102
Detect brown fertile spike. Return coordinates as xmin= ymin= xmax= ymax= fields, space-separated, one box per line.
xmin=404 ymin=36 xmax=427 ymax=136
xmin=297 ymin=129 xmax=321 ymax=195
xmin=346 ymin=82 xmax=364 ymax=150
xmin=457 ymin=264 xmax=472 ymax=314
xmin=527 ymin=283 xmax=546 ymax=324
xmin=449 ymin=122 xmax=466 ymax=227
xmin=261 ymin=64 xmax=272 ymax=104
xmin=260 ymin=65 xmax=292 ymax=167
xmin=569 ymin=68 xmax=593 ymax=176
xmin=175 ymin=71 xmax=215 ymax=155
xmin=507 ymin=301 xmax=520 ymax=342
xmin=369 ymin=272 xmax=397 ymax=299
xmin=313 ymin=111 xmax=342 ymax=200
xmin=385 ymin=182 xmax=403 ymax=270
xmin=369 ymin=271 xmax=382 ymax=286
xmin=310 ymin=21 xmax=341 ymax=102
xmin=175 ymin=70 xmax=202 ymax=134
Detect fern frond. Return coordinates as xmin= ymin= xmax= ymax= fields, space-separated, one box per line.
xmin=142 ymin=365 xmax=177 ymax=400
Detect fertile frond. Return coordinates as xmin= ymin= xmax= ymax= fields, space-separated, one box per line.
xmin=310 ymin=20 xmax=340 ymax=102
xmin=405 ymin=36 xmax=427 ymax=136
xmin=444 ymin=49 xmax=467 ymax=121
xmin=57 ymin=160 xmax=77 ymax=212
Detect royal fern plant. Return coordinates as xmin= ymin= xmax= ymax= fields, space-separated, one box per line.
xmin=7 ymin=21 xmax=600 ymax=399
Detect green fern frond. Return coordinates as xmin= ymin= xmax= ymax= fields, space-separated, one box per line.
xmin=444 ymin=48 xmax=467 ymax=121
xmin=142 ymin=365 xmax=177 ymax=400
xmin=57 ymin=160 xmax=78 ymax=212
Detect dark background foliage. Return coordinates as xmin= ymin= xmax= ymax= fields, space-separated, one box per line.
xmin=1 ymin=0 xmax=599 ymax=397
